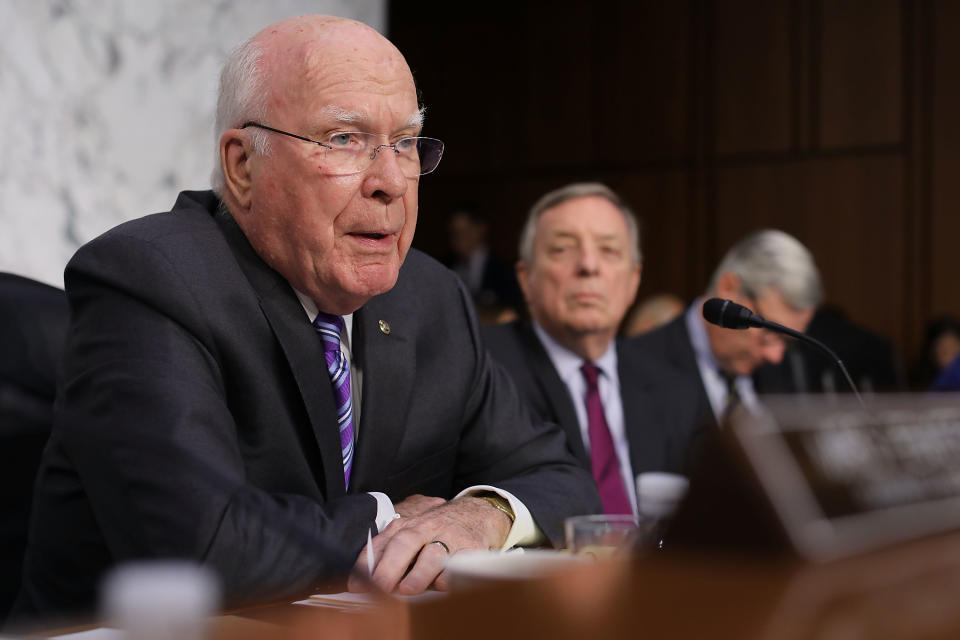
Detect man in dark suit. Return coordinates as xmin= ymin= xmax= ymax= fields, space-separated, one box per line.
xmin=444 ymin=208 xmax=522 ymax=318
xmin=15 ymin=16 xmax=598 ymax=621
xmin=0 ymin=274 xmax=69 ymax=622
xmin=634 ymin=230 xmax=824 ymax=465
xmin=484 ymin=183 xmax=698 ymax=515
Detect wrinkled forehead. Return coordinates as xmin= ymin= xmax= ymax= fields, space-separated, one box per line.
xmin=258 ymin=19 xmax=418 ymax=122
xmin=538 ymin=196 xmax=630 ymax=238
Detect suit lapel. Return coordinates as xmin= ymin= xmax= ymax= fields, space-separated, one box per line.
xmin=617 ymin=340 xmax=662 ymax=478
xmin=671 ymin=317 xmax=718 ymax=430
xmin=348 ymin=297 xmax=416 ymax=493
xmin=216 ymin=212 xmax=346 ymax=497
xmin=520 ymin=324 xmax=589 ymax=466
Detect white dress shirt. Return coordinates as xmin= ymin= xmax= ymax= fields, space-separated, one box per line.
xmin=532 ymin=322 xmax=638 ymax=516
xmin=295 ymin=291 xmax=539 ymax=546
xmin=684 ymin=299 xmax=759 ymax=424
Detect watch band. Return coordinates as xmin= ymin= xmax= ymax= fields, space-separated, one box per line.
xmin=476 ymin=492 xmax=516 ymax=523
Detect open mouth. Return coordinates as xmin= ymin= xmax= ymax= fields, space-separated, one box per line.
xmin=357 ymin=232 xmax=388 ymax=240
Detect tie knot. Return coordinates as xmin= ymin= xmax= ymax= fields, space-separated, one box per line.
xmin=717 ymin=367 xmax=737 ymax=394
xmin=313 ymin=312 xmax=345 ymax=355
xmin=580 ymin=361 xmax=601 ymax=389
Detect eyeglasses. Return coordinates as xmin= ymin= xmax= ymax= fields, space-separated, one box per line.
xmin=242 ymin=122 xmax=444 ymax=177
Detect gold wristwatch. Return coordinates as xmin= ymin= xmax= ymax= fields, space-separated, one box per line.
xmin=476 ymin=491 xmax=515 ymax=523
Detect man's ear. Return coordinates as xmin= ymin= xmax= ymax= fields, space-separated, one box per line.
xmin=515 ymin=261 xmax=532 ymax=305
xmin=715 ymin=271 xmax=742 ymax=301
xmin=221 ymin=129 xmax=254 ymax=210
xmin=627 ymin=262 xmax=643 ymax=306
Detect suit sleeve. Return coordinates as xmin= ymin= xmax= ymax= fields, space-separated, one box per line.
xmin=57 ymin=232 xmax=375 ymax=605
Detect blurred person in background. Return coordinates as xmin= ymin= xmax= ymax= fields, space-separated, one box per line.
xmin=634 ymin=229 xmax=823 ymax=470
xmin=622 ymin=293 xmax=685 ymax=337
xmin=910 ymin=316 xmax=960 ymax=391
xmin=443 ymin=208 xmax=521 ymax=322
xmin=484 ymin=182 xmax=698 ymax=515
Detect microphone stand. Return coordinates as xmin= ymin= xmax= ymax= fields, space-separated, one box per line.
xmin=750 ymin=317 xmax=865 ymax=410
xmin=702 ymin=298 xmax=866 ymax=409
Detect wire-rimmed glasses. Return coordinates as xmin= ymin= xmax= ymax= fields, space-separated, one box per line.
xmin=242 ymin=122 xmax=444 ymax=177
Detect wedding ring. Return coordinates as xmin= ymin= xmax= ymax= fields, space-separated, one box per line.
xmin=429 ymin=540 xmax=450 ymax=554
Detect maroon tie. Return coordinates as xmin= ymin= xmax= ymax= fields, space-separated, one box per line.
xmin=581 ymin=362 xmax=632 ymax=515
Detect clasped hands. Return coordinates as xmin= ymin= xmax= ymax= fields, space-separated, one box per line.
xmin=347 ymin=493 xmax=513 ymax=594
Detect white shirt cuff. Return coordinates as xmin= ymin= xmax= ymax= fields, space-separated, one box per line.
xmin=455 ymin=485 xmax=545 ymax=549
xmin=368 ymin=491 xmax=398 ymax=533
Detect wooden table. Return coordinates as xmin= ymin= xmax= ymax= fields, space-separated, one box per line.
xmin=228 ymin=529 xmax=960 ymax=640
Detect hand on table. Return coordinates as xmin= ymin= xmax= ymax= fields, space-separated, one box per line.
xmin=349 ymin=495 xmax=512 ymax=595
xmin=393 ymin=493 xmax=445 ymax=518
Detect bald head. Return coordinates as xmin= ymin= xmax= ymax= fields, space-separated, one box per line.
xmin=253 ymin=16 xmax=412 ymax=104
xmin=211 ymin=15 xmax=419 ymax=194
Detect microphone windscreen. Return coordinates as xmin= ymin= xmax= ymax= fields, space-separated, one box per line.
xmin=702 ymin=298 xmax=753 ymax=329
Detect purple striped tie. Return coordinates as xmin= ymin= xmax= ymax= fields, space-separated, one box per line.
xmin=581 ymin=362 xmax=632 ymax=515
xmin=313 ymin=312 xmax=355 ymax=487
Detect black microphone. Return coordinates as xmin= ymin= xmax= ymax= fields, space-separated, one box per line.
xmin=702 ymin=298 xmax=865 ymax=408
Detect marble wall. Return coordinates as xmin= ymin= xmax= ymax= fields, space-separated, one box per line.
xmin=0 ymin=0 xmax=386 ymax=287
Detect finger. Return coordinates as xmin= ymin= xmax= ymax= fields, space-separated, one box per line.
xmin=349 ymin=517 xmax=409 ymax=592
xmin=432 ymin=567 xmax=451 ymax=592
xmin=396 ymin=541 xmax=449 ymax=595
xmin=370 ymin=527 xmax=430 ymax=592
xmin=348 ymin=541 xmax=373 ymax=592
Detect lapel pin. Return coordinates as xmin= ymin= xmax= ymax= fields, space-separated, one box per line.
xmin=378 ymin=319 xmax=391 ymax=335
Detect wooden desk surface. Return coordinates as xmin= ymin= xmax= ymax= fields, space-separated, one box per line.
xmin=228 ymin=530 xmax=960 ymax=640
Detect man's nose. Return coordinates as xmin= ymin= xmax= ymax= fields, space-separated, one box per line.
xmin=576 ymin=246 xmax=600 ymax=275
xmin=363 ymin=147 xmax=409 ymax=202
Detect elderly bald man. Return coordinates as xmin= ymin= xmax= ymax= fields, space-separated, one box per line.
xmin=15 ymin=16 xmax=598 ymax=621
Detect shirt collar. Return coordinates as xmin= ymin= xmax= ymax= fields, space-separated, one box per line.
xmin=685 ymin=297 xmax=719 ymax=372
xmin=531 ymin=320 xmax=618 ymax=382
xmin=294 ymin=289 xmax=354 ymax=350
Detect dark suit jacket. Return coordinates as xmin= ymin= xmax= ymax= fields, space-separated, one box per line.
xmin=443 ymin=252 xmax=522 ymax=311
xmin=0 ymin=274 xmax=69 ymax=622
xmin=16 ymin=191 xmax=598 ymax=620
xmin=482 ymin=321 xmax=703 ymax=493
xmin=624 ymin=314 xmax=715 ymax=472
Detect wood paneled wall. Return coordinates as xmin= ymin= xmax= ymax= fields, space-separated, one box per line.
xmin=390 ymin=0 xmax=958 ymax=367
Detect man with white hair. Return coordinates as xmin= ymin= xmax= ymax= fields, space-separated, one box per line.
xmin=634 ymin=229 xmax=824 ymax=467
xmin=15 ymin=15 xmax=598 ymax=621
xmin=484 ymin=183 xmax=697 ymax=516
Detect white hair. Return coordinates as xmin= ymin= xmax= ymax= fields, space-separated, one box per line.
xmin=210 ymin=38 xmax=270 ymax=195
xmin=517 ymin=182 xmax=642 ymax=266
xmin=708 ymin=229 xmax=824 ymax=310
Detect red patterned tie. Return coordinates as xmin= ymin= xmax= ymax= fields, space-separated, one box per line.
xmin=581 ymin=362 xmax=632 ymax=515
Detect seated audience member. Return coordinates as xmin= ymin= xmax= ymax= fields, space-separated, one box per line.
xmin=909 ymin=316 xmax=960 ymax=390
xmin=484 ymin=183 xmax=699 ymax=515
xmin=932 ymin=353 xmax=960 ymax=391
xmin=13 ymin=15 xmax=599 ymax=622
xmin=622 ymin=293 xmax=685 ymax=337
xmin=633 ymin=230 xmax=823 ymax=466
xmin=443 ymin=208 xmax=522 ymax=321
